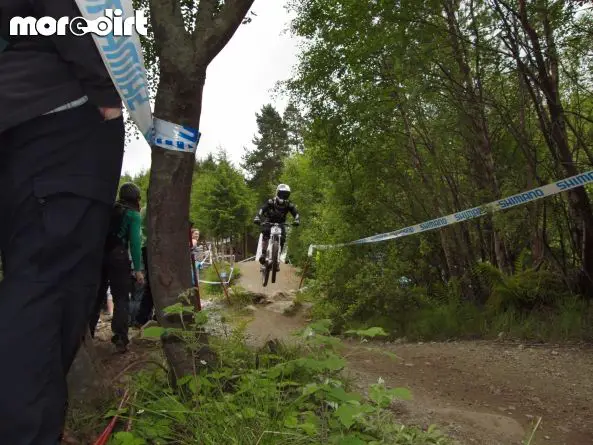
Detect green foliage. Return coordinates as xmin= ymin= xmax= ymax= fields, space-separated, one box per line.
xmin=110 ymin=311 xmax=450 ymax=445
xmin=190 ymin=152 xmax=255 ymax=243
xmin=473 ymin=263 xmax=572 ymax=313
xmin=345 ymin=327 xmax=388 ymax=340
xmin=119 ymin=152 xmax=255 ymax=249
xmin=276 ymin=0 xmax=593 ymax=343
xmin=280 ymin=152 xmax=332 ymax=265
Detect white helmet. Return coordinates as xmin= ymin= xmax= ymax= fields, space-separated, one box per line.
xmin=275 ymin=184 xmax=291 ymax=205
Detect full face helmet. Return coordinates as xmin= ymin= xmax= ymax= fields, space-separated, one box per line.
xmin=275 ymin=184 xmax=291 ymax=207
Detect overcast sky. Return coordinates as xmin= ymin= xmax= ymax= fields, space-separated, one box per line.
xmin=121 ymin=0 xmax=300 ymax=177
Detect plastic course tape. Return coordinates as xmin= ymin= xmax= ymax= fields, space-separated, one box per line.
xmin=198 ymin=267 xmax=234 ymax=285
xmin=308 ymin=170 xmax=593 ymax=257
xmin=74 ymin=0 xmax=200 ymax=153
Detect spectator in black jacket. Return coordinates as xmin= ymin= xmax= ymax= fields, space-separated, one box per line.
xmin=0 ymin=1 xmax=125 ymax=444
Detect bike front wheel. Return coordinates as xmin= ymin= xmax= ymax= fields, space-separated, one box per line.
xmin=271 ymin=240 xmax=279 ymax=284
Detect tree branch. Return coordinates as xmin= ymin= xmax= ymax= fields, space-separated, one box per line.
xmin=149 ymin=0 xmax=192 ymax=70
xmin=194 ymin=0 xmax=218 ymax=48
xmin=195 ymin=0 xmax=255 ymax=63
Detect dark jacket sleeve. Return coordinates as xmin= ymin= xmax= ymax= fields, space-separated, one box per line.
xmin=128 ymin=210 xmax=144 ymax=272
xmin=31 ymin=0 xmax=121 ymax=107
xmin=289 ymin=203 xmax=300 ymax=220
xmin=257 ymin=200 xmax=272 ymax=219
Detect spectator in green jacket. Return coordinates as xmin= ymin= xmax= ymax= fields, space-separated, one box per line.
xmin=131 ymin=205 xmax=154 ymax=327
xmin=90 ymin=183 xmax=144 ymax=352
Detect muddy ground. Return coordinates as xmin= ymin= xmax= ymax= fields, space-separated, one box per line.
xmin=236 ymin=261 xmax=593 ymax=445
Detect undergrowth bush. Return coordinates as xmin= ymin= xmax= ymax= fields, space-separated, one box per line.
xmin=106 ymin=303 xmax=451 ymax=445
xmin=474 ymin=263 xmax=570 ymax=313
xmin=308 ymin=259 xmax=593 ymax=342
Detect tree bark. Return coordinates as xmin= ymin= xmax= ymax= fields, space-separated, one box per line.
xmin=146 ymin=0 xmax=255 ymax=379
xmin=67 ymin=330 xmax=106 ymax=407
xmin=517 ymin=66 xmax=544 ymax=267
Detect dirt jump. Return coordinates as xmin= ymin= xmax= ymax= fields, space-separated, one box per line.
xmin=236 ymin=260 xmax=308 ymax=346
xmin=236 ymin=260 xmax=593 ymax=445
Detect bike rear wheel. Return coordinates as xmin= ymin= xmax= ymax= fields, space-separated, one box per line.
xmin=261 ymin=258 xmax=270 ymax=287
xmin=271 ymin=240 xmax=279 ymax=284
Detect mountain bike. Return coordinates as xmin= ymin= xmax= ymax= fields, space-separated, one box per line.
xmin=259 ymin=222 xmax=297 ymax=287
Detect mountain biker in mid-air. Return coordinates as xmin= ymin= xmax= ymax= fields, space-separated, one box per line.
xmin=253 ymin=184 xmax=300 ymax=269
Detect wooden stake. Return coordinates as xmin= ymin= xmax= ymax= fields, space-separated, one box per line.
xmin=299 ymin=259 xmax=310 ymax=290
xmin=212 ymin=260 xmax=231 ymax=305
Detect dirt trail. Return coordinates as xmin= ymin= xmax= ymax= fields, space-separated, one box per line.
xmin=236 ymin=261 xmax=593 ymax=445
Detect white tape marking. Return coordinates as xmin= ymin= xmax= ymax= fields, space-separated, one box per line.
xmin=308 ymin=170 xmax=593 ymax=256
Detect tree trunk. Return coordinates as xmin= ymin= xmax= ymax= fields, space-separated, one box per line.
xmin=442 ymin=0 xmax=512 ymax=274
xmin=494 ymin=0 xmax=593 ymax=293
xmin=146 ymin=0 xmax=255 ymax=379
xmin=382 ymin=53 xmax=478 ymax=296
xmin=148 ymin=70 xmax=205 ymax=378
xmin=67 ymin=330 xmax=106 ymax=407
xmin=517 ymin=67 xmax=544 ymax=267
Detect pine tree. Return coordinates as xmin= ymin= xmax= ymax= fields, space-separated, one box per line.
xmin=242 ymin=104 xmax=291 ymax=204
xmin=284 ymin=102 xmax=305 ymax=154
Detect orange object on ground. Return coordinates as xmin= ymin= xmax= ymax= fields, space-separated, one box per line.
xmin=92 ymin=389 xmax=130 ymax=445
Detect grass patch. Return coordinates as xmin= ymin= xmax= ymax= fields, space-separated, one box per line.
xmin=309 ymin=294 xmax=593 ymax=343
xmin=101 ymin=306 xmax=451 ymax=445
xmin=197 ymin=262 xmax=240 ymax=299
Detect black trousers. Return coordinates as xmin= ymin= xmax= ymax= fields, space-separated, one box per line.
xmin=0 ymin=103 xmax=124 ymax=445
xmin=90 ymin=245 xmax=133 ymax=345
xmin=135 ymin=246 xmax=154 ymax=325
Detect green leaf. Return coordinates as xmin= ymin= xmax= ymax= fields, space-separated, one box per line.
xmin=302 ymin=382 xmax=321 ymax=396
xmin=276 ymin=380 xmax=301 ymax=388
xmin=388 ymin=387 xmax=412 ymax=401
xmin=112 ymin=431 xmax=146 ymax=445
xmin=193 ymin=310 xmax=208 ymax=325
xmin=163 ymin=303 xmax=193 ymax=315
xmin=142 ymin=326 xmax=166 ymax=338
xmin=369 ymin=383 xmax=412 ymax=407
xmin=307 ymin=319 xmax=333 ymax=335
xmin=345 ymin=327 xmax=388 ymax=338
xmin=188 ymin=378 xmax=198 ymax=394
xmin=299 ymin=421 xmax=318 ymax=435
xmin=177 ymin=375 xmax=192 ymax=386
xmin=327 ymin=386 xmax=362 ymax=403
xmin=103 ymin=408 xmax=122 ymax=418
xmin=323 ymin=355 xmax=346 ymax=371
xmin=335 ymin=404 xmax=364 ymax=429
xmin=242 ymin=407 xmax=257 ymax=419
xmin=336 ymin=434 xmax=366 ymax=445
xmin=284 ymin=415 xmax=299 ymax=428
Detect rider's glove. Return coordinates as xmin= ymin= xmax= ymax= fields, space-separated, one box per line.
xmin=293 ymin=219 xmax=300 ymax=226
xmin=253 ymin=217 xmax=261 ymax=225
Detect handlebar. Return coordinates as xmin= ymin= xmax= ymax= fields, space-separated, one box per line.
xmin=258 ymin=221 xmax=299 ymax=227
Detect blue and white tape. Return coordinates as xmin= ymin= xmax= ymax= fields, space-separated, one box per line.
xmin=198 ymin=267 xmax=235 ymax=286
xmin=74 ymin=0 xmax=200 ymax=153
xmin=308 ymin=170 xmax=593 ymax=256
xmin=153 ymin=118 xmax=201 ymax=153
